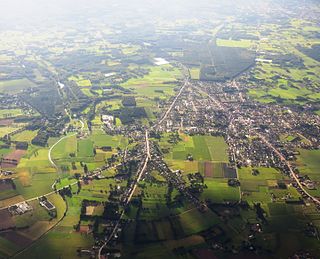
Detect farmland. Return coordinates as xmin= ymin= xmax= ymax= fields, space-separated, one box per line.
xmin=161 ymin=133 xmax=229 ymax=163
xmin=0 ymin=0 xmax=319 ymax=258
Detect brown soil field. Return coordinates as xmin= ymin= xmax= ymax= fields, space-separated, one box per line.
xmin=1 ymin=150 xmax=26 ymax=168
xmin=0 ymin=210 xmax=15 ymax=230
xmin=1 ymin=231 xmax=32 ymax=247
xmin=0 ymin=119 xmax=13 ymax=126
xmin=0 ymin=195 xmax=24 ymax=208
xmin=0 ymin=181 xmax=14 ymax=191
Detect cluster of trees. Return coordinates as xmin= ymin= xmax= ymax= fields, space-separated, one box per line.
xmin=110 ymin=107 xmax=147 ymax=124
xmin=122 ymin=96 xmax=136 ymax=107
xmin=31 ymin=129 xmax=49 ymax=146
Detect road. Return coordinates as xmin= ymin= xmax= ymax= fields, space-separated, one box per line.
xmin=0 ymin=180 xmax=78 ymax=211
xmin=196 ymin=84 xmax=320 ymax=206
xmin=0 ymin=119 xmax=85 ymax=211
xmin=127 ymin=130 xmax=151 ymax=203
xmin=259 ymin=134 xmax=320 ymax=205
xmin=98 ymin=130 xmax=150 ymax=259
xmin=48 ymin=119 xmax=84 ymax=170
xmin=155 ymin=79 xmax=189 ymax=128
xmin=99 ymin=72 xmax=190 ymax=258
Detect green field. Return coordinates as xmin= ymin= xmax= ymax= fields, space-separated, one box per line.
xmin=238 ymin=167 xmax=301 ymax=204
xmin=51 ymin=135 xmax=77 ymax=160
xmin=164 ymin=134 xmax=228 ymax=162
xmin=296 ymin=149 xmax=320 ymax=181
xmin=77 ymin=139 xmax=94 ymax=157
xmin=189 ymin=67 xmax=200 ymax=79
xmin=90 ymin=129 xmax=128 ymax=148
xmin=249 ymin=19 xmax=320 ymax=105
xmin=18 ymin=147 xmax=52 ymax=169
xmin=121 ymin=65 xmax=182 ymax=97
xmin=0 ymin=109 xmax=23 ymax=119
xmin=12 ymin=130 xmax=38 ymax=143
xmin=216 ymin=38 xmax=254 ymax=48
xmin=201 ymin=179 xmax=240 ymax=203
xmin=0 ymin=78 xmax=36 ymax=93
xmin=0 ymin=126 xmax=22 ymax=138
xmin=177 ymin=208 xmax=220 ymax=235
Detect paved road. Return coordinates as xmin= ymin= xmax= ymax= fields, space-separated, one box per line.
xmin=98 ymin=130 xmax=150 ymax=259
xmin=259 ymin=134 xmax=320 ymax=205
xmin=196 ymin=84 xmax=320 ymax=206
xmin=99 ymin=72 xmax=190 ymax=258
xmin=154 ymin=79 xmax=189 ymax=128
xmin=0 ymin=119 xmax=85 ymax=211
xmin=48 ymin=119 xmax=84 ymax=169
xmin=0 ymin=181 xmax=78 ymax=211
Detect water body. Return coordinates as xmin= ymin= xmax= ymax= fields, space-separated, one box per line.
xmin=58 ymin=82 xmax=65 ymax=89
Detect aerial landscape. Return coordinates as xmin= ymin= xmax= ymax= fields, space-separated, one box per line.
xmin=0 ymin=0 xmax=319 ymax=258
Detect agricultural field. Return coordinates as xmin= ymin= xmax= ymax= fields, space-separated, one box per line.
xmin=161 ymin=133 xmax=229 ymax=163
xmin=0 ymin=1 xmax=319 ymax=258
xmin=238 ymin=167 xmax=301 ymax=204
xmin=11 ymin=130 xmax=38 ymax=143
xmin=248 ymin=19 xmax=320 ymax=106
xmin=200 ymin=179 xmax=240 ymax=203
xmin=0 ymin=193 xmax=66 ymax=258
xmin=0 ymin=78 xmax=36 ymax=93
xmin=216 ymin=39 xmax=255 ymax=48
xmin=0 ymin=109 xmax=23 ymax=119
xmin=296 ymin=149 xmax=320 ymax=196
xmin=122 ymin=65 xmax=183 ymax=97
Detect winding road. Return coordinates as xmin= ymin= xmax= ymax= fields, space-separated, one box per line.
xmin=48 ymin=119 xmax=84 ymax=170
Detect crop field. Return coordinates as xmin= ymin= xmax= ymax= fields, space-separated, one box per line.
xmin=296 ymin=149 xmax=320 ymax=180
xmin=164 ymin=134 xmax=228 ymax=162
xmin=77 ymin=139 xmax=94 ymax=157
xmin=0 ymin=193 xmax=66 ymax=257
xmin=18 ymin=148 xmax=52 ymax=169
xmin=121 ymin=65 xmax=182 ymax=97
xmin=0 ymin=109 xmax=24 ymax=119
xmin=189 ymin=67 xmax=200 ymax=80
xmin=238 ymin=167 xmax=302 ymax=204
xmin=176 ymin=208 xmax=220 ymax=235
xmin=200 ymin=179 xmax=240 ymax=203
xmin=17 ymin=231 xmax=94 ymax=259
xmin=0 ymin=78 xmax=36 ymax=93
xmin=122 ymin=65 xmax=182 ymax=86
xmin=12 ymin=130 xmax=38 ymax=143
xmin=0 ymin=181 xmax=19 ymax=200
xmin=51 ymin=135 xmax=77 ymax=160
xmin=122 ymin=234 xmax=205 ymax=258
xmin=295 ymin=149 xmax=320 ymax=196
xmin=138 ymin=183 xmax=176 ymax=220
xmin=14 ymin=172 xmax=56 ymax=199
xmin=216 ymin=39 xmax=254 ymax=48
xmin=68 ymin=75 xmax=92 ymax=87
xmin=0 ymin=126 xmax=22 ymax=138
xmin=89 ymin=129 xmax=128 ymax=149
xmin=248 ymin=19 xmax=320 ymax=106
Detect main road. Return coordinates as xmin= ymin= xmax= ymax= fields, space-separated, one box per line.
xmin=98 ymin=72 xmax=190 ymax=258
xmin=258 ymin=134 xmax=320 ymax=205
xmin=98 ymin=130 xmax=150 ymax=259
xmin=154 ymin=79 xmax=189 ymax=128
xmin=196 ymin=83 xmax=320 ymax=206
